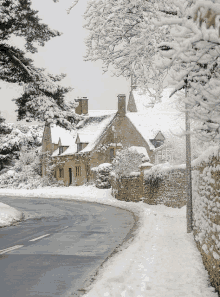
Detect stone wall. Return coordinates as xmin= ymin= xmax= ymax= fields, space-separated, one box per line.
xmin=192 ymin=153 xmax=220 ymax=295
xmin=111 ymin=173 xmax=143 ymax=202
xmin=144 ymin=168 xmax=187 ymax=208
xmin=111 ymin=168 xmax=187 ymax=207
xmin=111 ymin=151 xmax=220 ymax=295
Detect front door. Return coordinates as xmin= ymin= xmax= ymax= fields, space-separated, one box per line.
xmin=69 ymin=168 xmax=72 ymax=185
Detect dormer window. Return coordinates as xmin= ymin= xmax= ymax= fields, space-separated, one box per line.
xmin=77 ymin=143 xmax=82 ymax=153
xmin=59 ymin=146 xmax=63 ymax=155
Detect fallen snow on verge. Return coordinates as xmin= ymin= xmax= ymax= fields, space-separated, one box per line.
xmin=0 ymin=186 xmax=217 ymax=297
xmin=0 ymin=202 xmax=23 ymax=227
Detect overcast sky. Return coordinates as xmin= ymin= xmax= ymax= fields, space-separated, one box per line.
xmin=0 ymin=0 xmax=130 ymax=123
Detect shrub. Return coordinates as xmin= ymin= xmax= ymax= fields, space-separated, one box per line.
xmin=112 ymin=147 xmax=145 ymax=177
xmin=92 ymin=163 xmax=112 ymax=189
xmin=0 ymin=146 xmax=61 ymax=189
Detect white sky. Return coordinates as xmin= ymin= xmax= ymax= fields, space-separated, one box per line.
xmin=0 ymin=0 xmax=130 ymax=123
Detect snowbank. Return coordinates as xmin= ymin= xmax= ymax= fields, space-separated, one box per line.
xmin=0 ymin=202 xmax=23 ymax=227
xmin=0 ymin=186 xmax=217 ymax=296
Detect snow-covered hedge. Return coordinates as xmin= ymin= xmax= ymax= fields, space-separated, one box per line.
xmin=192 ymin=146 xmax=220 ymax=294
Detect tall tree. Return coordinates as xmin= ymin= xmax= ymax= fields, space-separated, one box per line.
xmin=0 ymin=0 xmax=81 ymax=129
xmin=157 ymin=0 xmax=220 ymax=140
xmin=82 ymin=0 xmax=220 ymax=139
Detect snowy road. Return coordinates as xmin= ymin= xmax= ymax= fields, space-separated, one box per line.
xmin=0 ymin=196 xmax=135 ymax=297
xmin=0 ymin=186 xmax=218 ymax=297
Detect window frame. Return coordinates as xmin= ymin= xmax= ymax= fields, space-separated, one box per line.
xmin=59 ymin=168 xmax=64 ymax=178
xmin=75 ymin=166 xmax=81 ymax=177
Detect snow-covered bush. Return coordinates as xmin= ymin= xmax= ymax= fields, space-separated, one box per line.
xmin=0 ymin=146 xmax=62 ymax=189
xmin=0 ymin=122 xmax=43 ymax=170
xmin=91 ymin=163 xmax=112 ymax=189
xmin=112 ymin=147 xmax=146 ymax=177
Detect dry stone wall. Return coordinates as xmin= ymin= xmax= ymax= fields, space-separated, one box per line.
xmin=111 ymin=173 xmax=143 ymax=202
xmin=111 ymin=168 xmax=187 ymax=207
xmin=192 ymin=151 xmax=220 ymax=295
xmin=144 ymin=169 xmax=187 ymax=208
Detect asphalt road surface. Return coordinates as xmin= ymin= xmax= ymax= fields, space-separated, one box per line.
xmin=0 ymin=196 xmax=135 ymax=297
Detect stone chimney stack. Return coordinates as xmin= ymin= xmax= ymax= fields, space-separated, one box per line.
xmin=117 ymin=94 xmax=126 ymax=117
xmin=75 ymin=97 xmax=88 ymax=115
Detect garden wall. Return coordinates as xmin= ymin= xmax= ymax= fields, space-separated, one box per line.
xmin=111 ymin=173 xmax=143 ymax=202
xmin=144 ymin=168 xmax=187 ymax=208
xmin=192 ymin=148 xmax=220 ymax=295
xmin=111 ymin=167 xmax=187 ymax=208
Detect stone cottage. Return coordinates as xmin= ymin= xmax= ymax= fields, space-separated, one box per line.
xmin=42 ymin=88 xmax=185 ymax=186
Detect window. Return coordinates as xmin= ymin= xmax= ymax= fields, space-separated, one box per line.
xmin=54 ymin=170 xmax=57 ymax=178
xmin=59 ymin=168 xmax=64 ymax=178
xmin=110 ymin=148 xmax=114 ymax=161
xmin=77 ymin=143 xmax=82 ymax=153
xmin=76 ymin=166 xmax=81 ymax=177
xmin=59 ymin=146 xmax=63 ymax=155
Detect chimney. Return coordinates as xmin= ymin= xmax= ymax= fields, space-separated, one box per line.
xmin=117 ymin=94 xmax=126 ymax=117
xmin=75 ymin=97 xmax=88 ymax=115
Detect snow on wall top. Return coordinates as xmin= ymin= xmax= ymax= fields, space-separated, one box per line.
xmin=192 ymin=146 xmax=220 ymax=167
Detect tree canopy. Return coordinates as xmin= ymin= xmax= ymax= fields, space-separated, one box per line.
xmin=156 ymin=1 xmax=220 ymax=140
xmin=0 ymin=0 xmax=81 ymax=129
xmin=83 ymin=0 xmax=173 ymax=91
xmin=82 ymin=0 xmax=220 ymax=140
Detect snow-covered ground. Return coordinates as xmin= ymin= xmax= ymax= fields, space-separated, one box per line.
xmin=0 ymin=186 xmax=218 ymax=296
xmin=0 ymin=202 xmax=23 ymax=227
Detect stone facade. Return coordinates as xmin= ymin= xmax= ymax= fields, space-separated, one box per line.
xmin=53 ymin=155 xmax=88 ymax=186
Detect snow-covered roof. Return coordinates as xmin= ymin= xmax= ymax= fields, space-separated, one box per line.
xmin=130 ymin=88 xmax=182 ymax=113
xmin=76 ymin=133 xmax=94 ymax=144
xmin=127 ymin=112 xmax=185 ymax=150
xmin=87 ymin=110 xmax=117 ymax=116
xmin=50 ymin=125 xmax=76 ymax=146
xmin=75 ymin=112 xmax=116 ymax=154
xmin=52 ymin=111 xmax=116 ymax=157
xmin=126 ymin=88 xmax=185 ymax=150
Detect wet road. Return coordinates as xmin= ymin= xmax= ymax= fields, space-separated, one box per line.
xmin=0 ymin=196 xmax=135 ymax=297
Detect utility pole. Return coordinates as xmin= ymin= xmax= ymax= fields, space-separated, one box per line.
xmin=185 ymin=86 xmax=193 ymax=233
